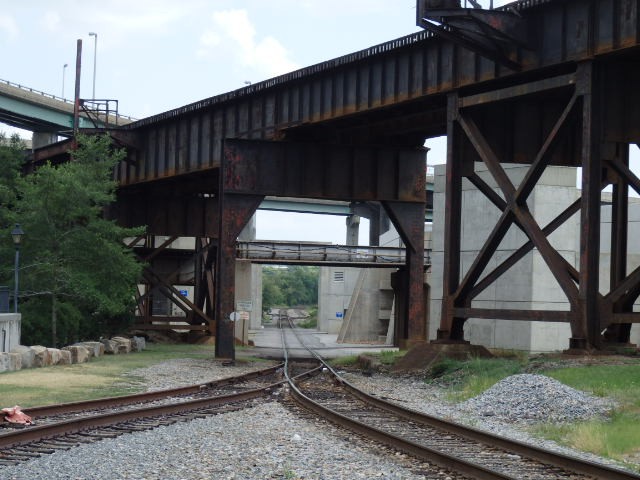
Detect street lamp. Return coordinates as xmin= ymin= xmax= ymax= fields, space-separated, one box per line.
xmin=88 ymin=32 xmax=97 ymax=99
xmin=10 ymin=224 xmax=24 ymax=313
xmin=62 ymin=63 xmax=68 ymax=98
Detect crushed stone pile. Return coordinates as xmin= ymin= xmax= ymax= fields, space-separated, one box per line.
xmin=459 ymin=373 xmax=615 ymax=424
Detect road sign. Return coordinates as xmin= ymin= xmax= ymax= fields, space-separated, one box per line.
xmin=229 ymin=312 xmax=241 ymax=322
xmin=236 ymin=300 xmax=253 ymax=312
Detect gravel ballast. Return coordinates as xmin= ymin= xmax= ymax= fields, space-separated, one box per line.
xmin=1 ymin=357 xmax=634 ymax=479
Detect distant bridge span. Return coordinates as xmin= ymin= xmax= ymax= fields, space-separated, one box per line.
xmin=0 ymin=78 xmax=133 ymax=139
xmin=33 ymin=0 xmax=640 ymax=358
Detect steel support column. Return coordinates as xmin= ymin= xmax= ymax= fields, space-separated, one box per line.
xmin=382 ymin=201 xmax=427 ymax=346
xmin=604 ymin=145 xmax=631 ymax=344
xmin=438 ymin=73 xmax=588 ymax=345
xmin=439 ymin=93 xmax=466 ymax=341
xmin=576 ymin=62 xmax=602 ymax=350
xmin=215 ymin=194 xmax=263 ymax=360
xmin=221 ymin=139 xmax=426 ymax=350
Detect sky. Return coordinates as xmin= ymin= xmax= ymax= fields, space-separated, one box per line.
xmin=2 ymin=0 xmax=636 ymax=244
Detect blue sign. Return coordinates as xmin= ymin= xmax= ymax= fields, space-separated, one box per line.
xmin=336 ymin=312 xmax=343 ymax=318
xmin=179 ymin=289 xmax=188 ymax=297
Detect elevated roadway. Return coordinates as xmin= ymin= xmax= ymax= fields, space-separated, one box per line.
xmin=0 ymin=78 xmax=134 ymax=137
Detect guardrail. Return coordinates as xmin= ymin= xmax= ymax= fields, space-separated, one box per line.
xmin=236 ymin=241 xmax=431 ymax=267
xmin=0 ymin=78 xmax=137 ymax=122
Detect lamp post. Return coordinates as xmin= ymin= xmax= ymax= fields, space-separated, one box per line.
xmin=62 ymin=63 xmax=68 ymax=98
xmin=10 ymin=224 xmax=24 ymax=313
xmin=88 ymin=32 xmax=97 ymax=99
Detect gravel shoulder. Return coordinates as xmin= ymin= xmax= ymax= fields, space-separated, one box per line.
xmin=2 ymin=355 xmax=638 ymax=479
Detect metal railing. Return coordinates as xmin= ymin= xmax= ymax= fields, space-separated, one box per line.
xmin=0 ymin=78 xmax=137 ymax=122
xmin=236 ymin=241 xmax=431 ymax=267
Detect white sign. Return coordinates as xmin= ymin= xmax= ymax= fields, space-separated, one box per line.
xmin=229 ymin=312 xmax=241 ymax=322
xmin=236 ymin=300 xmax=253 ymax=312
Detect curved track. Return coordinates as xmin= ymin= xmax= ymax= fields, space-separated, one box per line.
xmin=2 ymin=314 xmax=639 ymax=479
xmin=0 ymin=359 xmax=320 ymax=466
xmin=278 ymin=310 xmax=640 ymax=480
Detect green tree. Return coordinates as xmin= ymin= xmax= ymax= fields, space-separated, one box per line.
xmin=12 ymin=134 xmax=144 ymax=346
xmin=0 ymin=134 xmax=27 ymax=309
xmin=262 ymin=265 xmax=318 ymax=311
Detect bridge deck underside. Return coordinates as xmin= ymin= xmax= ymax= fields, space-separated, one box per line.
xmin=114 ymin=0 xmax=639 ymax=187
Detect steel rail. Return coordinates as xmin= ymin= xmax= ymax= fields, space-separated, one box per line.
xmin=22 ymin=362 xmax=284 ymax=417
xmin=329 ymin=364 xmax=640 ymax=480
xmin=281 ymin=311 xmax=640 ymax=480
xmin=278 ymin=311 xmax=511 ymax=480
xmin=0 ymin=365 xmax=322 ymax=452
xmin=0 ymin=345 xmax=332 ymax=460
xmin=0 ymin=383 xmax=276 ymax=450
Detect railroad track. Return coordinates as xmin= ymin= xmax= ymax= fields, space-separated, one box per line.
xmin=0 ymin=360 xmax=321 ymax=466
xmin=277 ymin=309 xmax=640 ymax=480
xmin=3 ymin=312 xmax=639 ymax=479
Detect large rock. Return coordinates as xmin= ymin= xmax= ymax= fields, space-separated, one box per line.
xmin=111 ymin=336 xmax=131 ymax=354
xmin=10 ymin=345 xmax=35 ymax=369
xmin=58 ymin=349 xmax=72 ymax=365
xmin=62 ymin=345 xmax=90 ymax=364
xmin=101 ymin=338 xmax=118 ymax=354
xmin=0 ymin=353 xmax=9 ymax=372
xmin=0 ymin=353 xmax=21 ymax=372
xmin=131 ymin=336 xmax=146 ymax=352
xmin=47 ymin=348 xmax=63 ymax=365
xmin=8 ymin=352 xmax=22 ymax=371
xmin=31 ymin=345 xmax=53 ymax=367
xmin=77 ymin=342 xmax=104 ymax=358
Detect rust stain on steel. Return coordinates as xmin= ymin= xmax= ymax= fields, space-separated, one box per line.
xmin=216 ymin=193 xmax=264 ymax=359
xmin=383 ymin=201 xmax=427 ymax=344
xmin=222 ymin=139 xmax=426 ymax=203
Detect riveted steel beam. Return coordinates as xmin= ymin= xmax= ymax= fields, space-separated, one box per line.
xmin=382 ymin=201 xmax=427 ymax=346
xmin=216 ymin=139 xmax=427 ymax=354
xmin=215 ymin=194 xmax=264 ymax=360
xmin=110 ymin=191 xmax=219 ymax=237
xmin=438 ymin=63 xmax=621 ymax=350
xmin=222 ymin=139 xmax=426 ymax=203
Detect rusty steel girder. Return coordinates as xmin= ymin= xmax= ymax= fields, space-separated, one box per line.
xmin=216 ymin=140 xmax=427 ymax=357
xmin=113 ymin=0 xmax=640 ymax=188
xmin=130 ymin=235 xmax=214 ymax=333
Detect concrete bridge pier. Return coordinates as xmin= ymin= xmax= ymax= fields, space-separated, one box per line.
xmin=435 ymin=60 xmax=640 ymax=352
xmin=32 ymin=132 xmax=58 ymax=149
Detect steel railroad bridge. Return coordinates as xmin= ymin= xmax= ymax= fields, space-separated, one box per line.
xmin=34 ymin=0 xmax=640 ymax=358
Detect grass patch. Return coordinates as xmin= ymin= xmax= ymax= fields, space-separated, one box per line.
xmin=531 ymin=411 xmax=640 ymax=466
xmin=328 ymin=355 xmax=360 ymax=368
xmin=424 ymin=358 xmax=640 ymax=465
xmin=531 ymin=363 xmax=640 ymax=465
xmin=377 ymin=350 xmax=407 ymax=365
xmin=427 ymin=356 xmax=526 ymax=402
xmin=544 ymin=364 xmax=640 ymax=406
xmin=296 ymin=317 xmax=317 ymax=329
xmin=0 ymin=343 xmax=213 ymax=407
xmin=327 ymin=350 xmax=406 ymax=370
